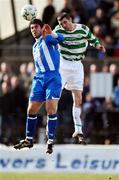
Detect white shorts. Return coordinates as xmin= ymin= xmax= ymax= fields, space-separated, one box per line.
xmin=60 ymin=59 xmax=84 ymax=91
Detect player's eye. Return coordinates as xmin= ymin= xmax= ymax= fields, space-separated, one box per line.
xmin=63 ymin=21 xmax=67 ymax=24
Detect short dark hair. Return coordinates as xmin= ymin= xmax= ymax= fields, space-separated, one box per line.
xmin=57 ymin=12 xmax=71 ymax=21
xmin=29 ymin=19 xmax=44 ymax=28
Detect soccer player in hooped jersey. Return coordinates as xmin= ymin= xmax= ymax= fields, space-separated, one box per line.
xmin=14 ymin=19 xmax=64 ymax=154
xmin=54 ymin=13 xmax=106 ymax=144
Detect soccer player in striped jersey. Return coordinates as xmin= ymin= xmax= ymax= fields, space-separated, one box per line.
xmin=54 ymin=12 xmax=106 ymax=144
xmin=14 ymin=19 xmax=64 ymax=154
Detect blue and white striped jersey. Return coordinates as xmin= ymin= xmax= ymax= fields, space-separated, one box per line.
xmin=32 ymin=33 xmax=64 ymax=75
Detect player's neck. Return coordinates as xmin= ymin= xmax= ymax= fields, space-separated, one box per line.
xmin=69 ymin=23 xmax=76 ymax=31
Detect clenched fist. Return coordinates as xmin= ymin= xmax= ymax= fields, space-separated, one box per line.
xmin=41 ymin=24 xmax=52 ymax=37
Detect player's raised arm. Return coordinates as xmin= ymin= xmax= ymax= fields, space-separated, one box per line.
xmin=81 ymin=24 xmax=106 ymax=53
xmin=41 ymin=24 xmax=52 ymax=37
xmin=42 ymin=24 xmax=64 ymax=44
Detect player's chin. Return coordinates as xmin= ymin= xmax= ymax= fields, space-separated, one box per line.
xmin=33 ymin=34 xmax=40 ymax=39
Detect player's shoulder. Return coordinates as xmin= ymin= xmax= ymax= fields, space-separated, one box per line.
xmin=76 ymin=24 xmax=89 ymax=31
xmin=79 ymin=24 xmax=89 ymax=31
xmin=54 ymin=25 xmax=62 ymax=32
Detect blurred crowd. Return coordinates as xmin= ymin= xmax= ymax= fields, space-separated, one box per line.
xmin=0 ymin=0 xmax=119 ymax=145
xmin=0 ymin=61 xmax=119 ymax=145
xmin=0 ymin=62 xmax=30 ymax=145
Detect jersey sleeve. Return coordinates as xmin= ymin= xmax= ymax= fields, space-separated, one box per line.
xmin=81 ymin=24 xmax=100 ymax=47
xmin=53 ymin=25 xmax=61 ymax=33
xmin=45 ymin=33 xmax=64 ymax=45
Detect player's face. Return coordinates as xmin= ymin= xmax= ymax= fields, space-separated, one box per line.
xmin=58 ymin=17 xmax=73 ymax=31
xmin=30 ymin=24 xmax=42 ymax=39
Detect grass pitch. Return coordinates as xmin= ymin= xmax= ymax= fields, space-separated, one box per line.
xmin=0 ymin=173 xmax=119 ymax=180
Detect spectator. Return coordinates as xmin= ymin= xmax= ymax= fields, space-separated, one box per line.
xmin=104 ymin=35 xmax=115 ymax=56
xmin=113 ymin=78 xmax=119 ymax=107
xmin=71 ymin=0 xmax=87 ymax=23
xmin=0 ymin=82 xmax=16 ymax=144
xmin=42 ymin=0 xmax=56 ymax=26
xmin=72 ymin=8 xmax=81 ymax=23
xmin=90 ymin=64 xmax=98 ymax=73
xmin=0 ymin=62 xmax=13 ymax=83
xmin=19 ymin=63 xmax=30 ymax=90
xmin=82 ymin=0 xmax=99 ymax=18
xmin=109 ymin=64 xmax=119 ymax=87
xmin=60 ymin=0 xmax=71 ymax=14
xmin=108 ymin=0 xmax=119 ymax=18
xmin=10 ymin=76 xmax=28 ymax=113
xmin=102 ymin=63 xmax=110 ymax=73
xmin=26 ymin=62 xmax=35 ymax=77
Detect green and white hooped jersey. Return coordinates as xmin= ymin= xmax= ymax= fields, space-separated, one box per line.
xmin=54 ymin=24 xmax=100 ymax=61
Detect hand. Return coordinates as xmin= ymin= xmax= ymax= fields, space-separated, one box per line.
xmin=96 ymin=44 xmax=106 ymax=53
xmin=41 ymin=24 xmax=52 ymax=37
